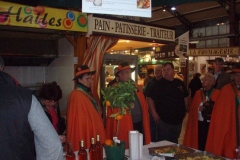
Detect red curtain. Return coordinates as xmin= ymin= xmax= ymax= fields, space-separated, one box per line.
xmin=83 ymin=35 xmax=119 ymax=107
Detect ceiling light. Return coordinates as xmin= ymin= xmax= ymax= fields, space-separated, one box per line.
xmin=171 ymin=7 xmax=176 ymax=11
xmin=163 ymin=9 xmax=166 ymax=12
xmin=221 ymin=23 xmax=225 ymax=25
xmin=217 ymin=23 xmax=220 ymax=25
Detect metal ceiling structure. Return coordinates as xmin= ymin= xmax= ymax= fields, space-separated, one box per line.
xmin=140 ymin=0 xmax=240 ymax=36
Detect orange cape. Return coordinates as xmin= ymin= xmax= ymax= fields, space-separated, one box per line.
xmin=205 ymin=84 xmax=238 ymax=158
xmin=183 ymin=89 xmax=220 ymax=149
xmin=66 ymin=89 xmax=106 ymax=151
xmin=105 ymin=85 xmax=151 ymax=149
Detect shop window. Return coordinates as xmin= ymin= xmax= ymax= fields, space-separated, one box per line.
xmin=193 ymin=23 xmax=230 ymax=48
xmin=219 ymin=25 xmax=227 ymax=34
xmin=206 ymin=39 xmax=218 ymax=47
xmin=219 ymin=38 xmax=229 ymax=47
xmin=193 ymin=28 xmax=205 ymax=38
xmin=197 ymin=41 xmax=206 ymax=48
xmin=212 ymin=26 xmax=218 ymax=35
xmin=206 ymin=26 xmax=212 ymax=36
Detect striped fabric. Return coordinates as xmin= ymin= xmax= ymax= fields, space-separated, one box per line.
xmin=83 ymin=35 xmax=119 ymax=104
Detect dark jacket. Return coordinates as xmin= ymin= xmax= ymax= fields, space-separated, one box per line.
xmin=188 ymin=77 xmax=202 ymax=99
xmin=44 ymin=106 xmax=66 ymax=135
xmin=107 ymin=78 xmax=117 ymax=87
xmin=0 ymin=72 xmax=35 ymax=160
xmin=208 ymin=70 xmax=231 ymax=90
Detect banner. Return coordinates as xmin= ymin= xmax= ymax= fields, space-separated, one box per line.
xmin=188 ymin=47 xmax=239 ymax=56
xmin=87 ymin=15 xmax=175 ymax=42
xmin=175 ymin=31 xmax=189 ymax=67
xmin=0 ymin=1 xmax=88 ymax=32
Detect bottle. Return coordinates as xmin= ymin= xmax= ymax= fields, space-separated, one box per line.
xmin=78 ymin=140 xmax=87 ymax=160
xmin=96 ymin=135 xmax=103 ymax=160
xmin=66 ymin=142 xmax=75 ymax=160
xmin=89 ymin=137 xmax=97 ymax=160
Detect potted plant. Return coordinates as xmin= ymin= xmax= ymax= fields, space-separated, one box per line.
xmin=101 ymin=80 xmax=138 ymax=160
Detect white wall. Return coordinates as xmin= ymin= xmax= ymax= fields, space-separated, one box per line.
xmin=4 ymin=37 xmax=74 ymax=116
xmin=4 ymin=66 xmax=46 ymax=86
xmin=46 ymin=38 xmax=74 ymax=115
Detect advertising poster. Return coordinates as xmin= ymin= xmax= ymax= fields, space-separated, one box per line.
xmin=176 ymin=31 xmax=189 ymax=67
xmin=82 ymin=0 xmax=151 ymax=17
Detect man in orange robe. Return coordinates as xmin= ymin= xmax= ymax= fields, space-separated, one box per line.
xmin=205 ymin=68 xmax=240 ymax=158
xmin=67 ymin=65 xmax=106 ymax=151
xmin=184 ymin=73 xmax=220 ymax=150
xmin=105 ymin=62 xmax=151 ymax=148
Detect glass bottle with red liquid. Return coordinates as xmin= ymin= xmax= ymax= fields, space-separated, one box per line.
xmin=89 ymin=137 xmax=98 ymax=160
xmin=66 ymin=142 xmax=76 ymax=160
xmin=96 ymin=135 xmax=103 ymax=160
xmin=78 ymin=140 xmax=87 ymax=160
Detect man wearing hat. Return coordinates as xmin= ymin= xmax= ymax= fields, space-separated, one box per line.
xmin=105 ymin=62 xmax=151 ymax=148
xmin=208 ymin=57 xmax=231 ymax=89
xmin=66 ymin=65 xmax=106 ymax=151
xmin=205 ymin=66 xmax=240 ymax=158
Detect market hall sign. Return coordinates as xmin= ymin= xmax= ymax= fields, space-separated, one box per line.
xmin=0 ymin=1 xmax=88 ymax=32
xmin=87 ymin=15 xmax=175 ymax=42
xmin=188 ymin=47 xmax=239 ymax=56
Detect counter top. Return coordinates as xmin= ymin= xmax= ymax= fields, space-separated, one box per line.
xmin=65 ymin=140 xmax=178 ymax=160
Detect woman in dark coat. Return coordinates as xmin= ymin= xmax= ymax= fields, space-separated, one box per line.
xmin=189 ymin=73 xmax=202 ymax=99
xmin=39 ymin=81 xmax=66 ymax=143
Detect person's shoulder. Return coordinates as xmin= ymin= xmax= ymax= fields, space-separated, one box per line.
xmin=220 ymin=82 xmax=232 ymax=90
xmin=174 ymin=78 xmax=184 ymax=83
xmin=222 ymin=71 xmax=231 ymax=78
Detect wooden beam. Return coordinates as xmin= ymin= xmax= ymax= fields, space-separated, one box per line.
xmin=65 ymin=35 xmax=77 ymax=49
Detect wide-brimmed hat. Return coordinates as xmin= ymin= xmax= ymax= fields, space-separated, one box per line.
xmin=214 ymin=57 xmax=224 ymax=63
xmin=73 ymin=65 xmax=96 ymax=80
xmin=115 ymin=62 xmax=135 ymax=76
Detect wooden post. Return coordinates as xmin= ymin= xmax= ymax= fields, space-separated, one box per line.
xmin=75 ymin=36 xmax=87 ymax=67
xmin=65 ymin=35 xmax=87 ymax=88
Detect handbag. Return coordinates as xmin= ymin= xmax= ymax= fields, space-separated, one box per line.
xmin=201 ymin=98 xmax=215 ymax=120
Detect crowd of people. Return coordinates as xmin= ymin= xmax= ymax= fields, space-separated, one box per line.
xmin=1 ymin=55 xmax=239 ymax=159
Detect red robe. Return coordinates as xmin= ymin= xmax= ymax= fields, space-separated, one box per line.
xmin=66 ymin=89 xmax=106 ymax=151
xmin=183 ymin=89 xmax=220 ymax=149
xmin=105 ymin=85 xmax=151 ymax=149
xmin=205 ymin=83 xmax=238 ymax=158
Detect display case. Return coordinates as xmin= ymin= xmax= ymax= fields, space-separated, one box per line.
xmin=100 ymin=54 xmax=138 ymax=89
